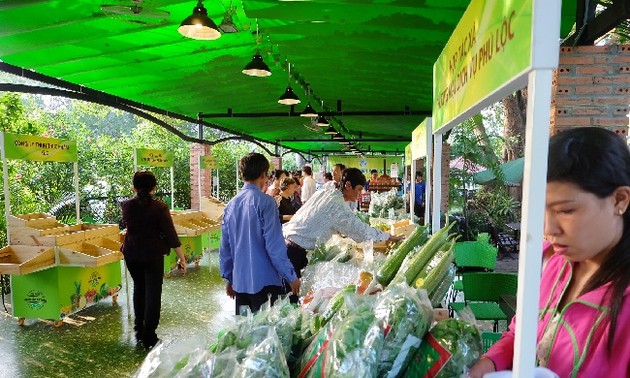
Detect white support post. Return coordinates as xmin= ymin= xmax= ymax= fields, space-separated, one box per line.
xmin=74 ymin=162 xmax=80 ymax=223
xmin=410 ymin=159 xmax=416 ymax=223
xmin=197 ymin=157 xmax=202 ymax=210
xmin=424 ymin=125 xmax=433 ymax=226
xmin=216 ymin=168 xmax=220 ymax=199
xmin=431 ymin=133 xmax=442 ymax=234
xmin=170 ymin=166 xmax=175 ymax=210
xmin=1 ymin=134 xmax=11 ymax=244
xmin=512 ymin=69 xmax=553 ymax=378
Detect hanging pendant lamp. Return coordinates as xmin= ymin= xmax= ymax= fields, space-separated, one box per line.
xmin=278 ymin=63 xmax=300 ymax=105
xmin=332 ymin=132 xmax=344 ymax=140
xmin=324 ymin=125 xmax=337 ymax=135
xmin=300 ymin=103 xmax=317 ymax=117
xmin=278 ymin=86 xmax=300 ymax=105
xmin=242 ymin=50 xmax=272 ymax=77
xmin=178 ymin=0 xmax=221 ymax=40
xmin=316 ymin=115 xmax=329 ymax=126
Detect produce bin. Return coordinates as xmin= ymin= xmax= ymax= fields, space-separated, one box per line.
xmin=10 ymin=261 xmax=123 ymax=326
xmin=0 ymin=245 xmax=55 ymax=275
xmin=200 ymin=196 xmax=226 ymax=221
xmin=164 ymin=234 xmax=203 ymax=277
xmin=57 ymin=237 xmax=123 ymax=267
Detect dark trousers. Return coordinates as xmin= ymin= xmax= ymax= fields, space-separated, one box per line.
xmin=414 ymin=202 xmax=425 ymax=219
xmin=235 ymin=285 xmax=286 ymax=315
xmin=126 ymin=257 xmax=164 ymax=345
xmin=285 ymin=240 xmax=308 ymax=304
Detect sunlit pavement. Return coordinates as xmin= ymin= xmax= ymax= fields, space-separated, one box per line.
xmin=0 ymin=252 xmax=233 ymax=378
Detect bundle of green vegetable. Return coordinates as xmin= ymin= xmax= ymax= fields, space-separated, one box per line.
xmin=406 ymin=318 xmax=482 ymax=377
xmin=376 ymin=224 xmax=429 ymax=286
xmin=373 ymin=284 xmax=434 ymax=378
xmin=390 ymin=222 xmax=457 ymax=287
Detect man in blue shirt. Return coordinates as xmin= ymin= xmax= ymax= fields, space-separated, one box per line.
xmin=414 ymin=172 xmax=426 ymax=218
xmin=220 ymin=153 xmax=300 ymax=315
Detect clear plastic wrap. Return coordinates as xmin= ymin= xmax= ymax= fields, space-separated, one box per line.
xmin=373 ymin=284 xmax=434 ymax=378
xmin=406 ymin=318 xmax=483 ymax=378
xmin=238 ymin=326 xmax=290 ymax=378
xmin=429 ymin=264 xmax=457 ymax=308
xmin=300 ymin=260 xmax=361 ymax=295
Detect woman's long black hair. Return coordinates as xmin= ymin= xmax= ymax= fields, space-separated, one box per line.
xmin=133 ymin=171 xmax=157 ymax=207
xmin=547 ymin=127 xmax=630 ymax=352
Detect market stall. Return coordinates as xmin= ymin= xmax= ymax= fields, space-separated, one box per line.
xmin=199 ymin=195 xmax=225 ymax=251
xmin=0 ymin=133 xmax=123 ymax=327
xmin=429 ymin=0 xmax=560 ymax=375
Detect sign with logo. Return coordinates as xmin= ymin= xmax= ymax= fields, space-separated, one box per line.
xmin=24 ymin=290 xmax=47 ymax=310
xmin=134 ymin=148 xmax=174 ymax=167
xmin=2 ymin=132 xmax=77 ymax=162
xmin=328 ymin=156 xmax=404 ymax=177
xmin=432 ymin=0 xmax=533 ymax=132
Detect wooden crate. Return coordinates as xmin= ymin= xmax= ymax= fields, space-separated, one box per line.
xmin=0 ymin=245 xmax=55 ymax=275
xmin=391 ymin=220 xmax=417 ymax=237
xmin=58 ymin=238 xmax=123 ymax=267
xmin=172 ymin=210 xmax=220 ymax=235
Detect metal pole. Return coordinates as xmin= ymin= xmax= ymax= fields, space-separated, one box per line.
xmin=74 ymin=162 xmax=80 ymax=223
xmin=1 ymin=133 xmax=11 ymax=244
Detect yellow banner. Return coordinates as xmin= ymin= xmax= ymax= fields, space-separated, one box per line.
xmin=199 ymin=155 xmax=217 ymax=169
xmin=328 ymin=156 xmax=404 ymax=177
xmin=405 ymin=144 xmax=412 ymax=164
xmin=134 ymin=148 xmax=174 ymax=168
xmin=433 ymin=0 xmax=533 ymax=132
xmin=2 ymin=132 xmax=77 ymax=162
xmin=411 ymin=120 xmax=428 ymax=160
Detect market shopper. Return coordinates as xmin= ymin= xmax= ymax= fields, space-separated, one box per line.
xmin=220 ymin=153 xmax=300 ymax=315
xmin=121 ymin=171 xmax=187 ymax=349
xmin=300 ymin=165 xmax=317 ymax=203
xmin=365 ymin=169 xmax=379 ymax=191
xmin=412 ymin=172 xmax=426 ymax=218
xmin=323 ymin=163 xmax=345 ymax=189
xmin=283 ymin=167 xmax=402 ymax=302
xmin=276 ymin=177 xmax=299 ymax=224
xmin=469 ymin=127 xmax=630 ymax=377
xmin=265 ymin=169 xmax=286 ymax=197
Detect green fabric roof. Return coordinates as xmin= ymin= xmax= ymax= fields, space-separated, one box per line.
xmin=0 ymin=1 xmax=577 ymax=155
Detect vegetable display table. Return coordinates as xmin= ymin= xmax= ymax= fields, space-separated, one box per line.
xmin=1 ymin=213 xmax=123 ymax=327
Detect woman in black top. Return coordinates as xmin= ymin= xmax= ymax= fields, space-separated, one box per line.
xmin=276 ymin=177 xmax=299 ymax=224
xmin=121 ymin=171 xmax=187 ymax=349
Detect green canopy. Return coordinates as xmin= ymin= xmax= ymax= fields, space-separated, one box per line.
xmin=473 ymin=158 xmax=524 ymax=186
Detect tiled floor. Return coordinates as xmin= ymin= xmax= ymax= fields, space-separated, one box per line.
xmin=0 ymin=253 xmax=233 ymax=378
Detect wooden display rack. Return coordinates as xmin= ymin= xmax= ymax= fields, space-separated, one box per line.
xmin=200 ymin=196 xmax=226 ymax=221
xmin=57 ymin=237 xmax=123 ymax=267
xmin=8 ymin=213 xmax=119 ymax=247
xmin=390 ymin=219 xmax=417 ymax=237
xmin=171 ymin=210 xmax=219 ymax=236
xmin=0 ymin=245 xmax=55 ymax=275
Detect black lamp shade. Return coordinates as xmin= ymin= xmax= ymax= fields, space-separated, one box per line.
xmin=178 ymin=2 xmax=221 ymax=40
xmin=242 ymin=51 xmax=272 ymax=77
xmin=278 ymin=86 xmax=300 ymax=105
xmin=333 ymin=132 xmax=344 ymax=140
xmin=324 ymin=125 xmax=336 ymax=135
xmin=316 ymin=115 xmax=329 ymax=126
xmin=300 ymin=103 xmax=317 ymax=117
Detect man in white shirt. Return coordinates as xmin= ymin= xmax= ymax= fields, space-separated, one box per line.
xmin=300 ymin=165 xmax=316 ymax=203
xmin=283 ymin=168 xmax=402 ymax=302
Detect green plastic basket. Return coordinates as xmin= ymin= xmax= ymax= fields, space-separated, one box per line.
xmin=482 ymin=332 xmax=503 ymax=352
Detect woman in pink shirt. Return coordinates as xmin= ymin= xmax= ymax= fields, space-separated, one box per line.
xmin=470 ymin=127 xmax=630 ymax=377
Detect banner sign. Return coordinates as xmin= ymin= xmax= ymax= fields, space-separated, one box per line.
xmin=411 ymin=121 xmax=428 ymax=160
xmin=199 ymin=155 xmax=217 ymax=169
xmin=2 ymin=133 xmax=77 ymax=162
xmin=405 ymin=144 xmax=412 ymax=164
xmin=433 ymin=0 xmax=533 ymax=132
xmin=134 ymin=148 xmax=174 ymax=168
xmin=328 ymin=156 xmax=404 ymax=177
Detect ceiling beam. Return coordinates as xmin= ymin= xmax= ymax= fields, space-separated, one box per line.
xmin=562 ymin=0 xmax=630 ymax=46
xmin=280 ymin=138 xmax=410 ymax=142
xmin=200 ymin=109 xmax=430 ymax=118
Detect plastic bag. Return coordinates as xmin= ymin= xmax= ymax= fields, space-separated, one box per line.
xmin=238 ymin=326 xmax=290 ymax=378
xmin=405 ymin=318 xmax=482 ymax=378
xmin=300 ymin=260 xmax=361 ymax=295
xmin=373 ymin=284 xmax=434 ymax=378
